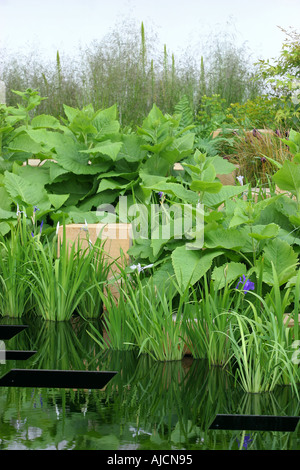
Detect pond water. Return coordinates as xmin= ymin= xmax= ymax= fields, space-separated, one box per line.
xmin=0 ymin=316 xmax=299 ymax=451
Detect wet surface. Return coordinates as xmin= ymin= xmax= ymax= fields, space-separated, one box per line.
xmin=0 ymin=316 xmax=299 ymax=450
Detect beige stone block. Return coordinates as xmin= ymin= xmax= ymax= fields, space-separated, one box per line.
xmin=283 ymin=314 xmax=300 ymax=328
xmin=57 ymin=223 xmax=131 ymax=266
xmin=57 ymin=223 xmax=132 ymax=300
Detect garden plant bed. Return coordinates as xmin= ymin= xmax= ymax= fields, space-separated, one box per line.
xmin=0 ymin=79 xmax=300 ymax=450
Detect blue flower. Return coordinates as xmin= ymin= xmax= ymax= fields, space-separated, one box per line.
xmin=33 ymin=206 xmax=40 ymax=213
xmin=236 ymin=434 xmax=253 ymax=449
xmin=236 ymin=274 xmax=255 ymax=293
xmin=39 ymin=220 xmax=44 ymax=233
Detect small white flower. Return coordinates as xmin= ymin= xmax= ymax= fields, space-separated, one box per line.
xmin=236 ymin=175 xmax=244 ymax=186
xmin=56 ymin=221 xmax=60 ymax=235
xmin=130 ymin=263 xmax=153 ymax=273
xmin=16 ymin=204 xmax=26 ymax=217
xmin=129 ymin=426 xmax=152 ymax=437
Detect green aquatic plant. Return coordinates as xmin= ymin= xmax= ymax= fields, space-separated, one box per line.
xmin=121 ymin=274 xmax=188 ymax=361
xmin=182 ymin=275 xmax=239 ymax=366
xmin=28 ymin=226 xmax=105 ymax=321
xmin=0 ymin=211 xmax=34 ymax=318
xmin=224 ymin=267 xmax=300 ymax=396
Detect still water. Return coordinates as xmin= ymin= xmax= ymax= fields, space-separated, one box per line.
xmin=0 ymin=316 xmax=299 ymax=451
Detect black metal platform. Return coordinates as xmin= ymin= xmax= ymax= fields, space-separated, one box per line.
xmin=0 ymin=325 xmax=29 ymax=340
xmin=0 ymin=368 xmax=117 ymax=389
xmin=209 ymin=414 xmax=300 ymax=432
xmin=0 ymin=350 xmax=37 ymax=360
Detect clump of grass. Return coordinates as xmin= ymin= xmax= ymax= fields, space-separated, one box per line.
xmin=182 ymin=277 xmax=239 ymax=367
xmin=0 ymin=214 xmax=34 ymax=318
xmin=231 ymin=128 xmax=292 ymax=185
xmin=28 ymin=226 xmax=106 ymax=321
xmin=121 ymin=274 xmax=188 ymax=361
xmin=224 ymin=266 xmax=300 ymax=395
xmin=87 ymin=270 xmax=189 ymax=361
xmin=76 ymin=237 xmax=113 ymax=319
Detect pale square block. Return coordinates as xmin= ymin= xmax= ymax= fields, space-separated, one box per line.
xmin=57 ymin=223 xmax=132 ymax=300
xmin=57 ymin=223 xmax=132 ymax=266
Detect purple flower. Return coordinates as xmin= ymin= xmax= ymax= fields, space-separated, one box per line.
xmin=260 ymin=156 xmax=266 ymax=163
xmin=31 ymin=232 xmax=34 ymax=237
xmin=158 ymin=191 xmax=164 ymax=199
xmin=39 ymin=220 xmax=44 ymax=233
xmin=236 ymin=434 xmax=253 ymax=449
xmin=33 ymin=206 xmax=40 ymax=213
xmin=236 ymin=274 xmax=255 ymax=293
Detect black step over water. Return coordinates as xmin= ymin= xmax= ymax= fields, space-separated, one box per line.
xmin=1 ymin=350 xmax=37 ymax=360
xmin=0 ymin=369 xmax=117 ymax=389
xmin=209 ymin=414 xmax=300 ymax=432
xmin=0 ymin=325 xmax=29 ymax=340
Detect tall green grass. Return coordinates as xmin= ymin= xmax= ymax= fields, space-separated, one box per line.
xmin=28 ymin=227 xmax=109 ymax=321
xmin=224 ymin=266 xmax=300 ymax=395
xmin=182 ymin=276 xmax=239 ymax=366
xmin=0 ymin=215 xmax=33 ymax=318
xmin=0 ymin=19 xmax=264 ymax=127
xmin=87 ymin=270 xmax=189 ymax=361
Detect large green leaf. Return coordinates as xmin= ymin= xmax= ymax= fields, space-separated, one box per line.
xmin=117 ymin=134 xmax=147 ymax=163
xmin=54 ymin=136 xmax=110 ymax=174
xmin=97 ymin=178 xmax=134 ymax=193
xmin=211 ymin=262 xmax=247 ymax=290
xmin=272 ymin=160 xmax=300 ymax=195
xmin=31 ymin=114 xmax=64 ymax=130
xmin=204 ymin=227 xmax=247 ymax=249
xmin=248 ymin=223 xmax=279 ymax=240
xmin=92 ymin=104 xmax=119 ymax=133
xmin=0 ymin=207 xmax=17 ymax=220
xmin=262 ymin=238 xmax=298 ymax=286
xmin=142 ymin=181 xmax=199 ymax=204
xmin=203 ymin=184 xmax=248 ymax=207
xmin=3 ymin=171 xmax=51 ymax=211
xmin=190 ymin=180 xmax=223 ymax=193
xmin=81 ymin=140 xmax=123 ymax=161
xmin=207 ymin=155 xmax=237 ymax=175
xmin=171 ymin=246 xmax=223 ymax=290
xmin=64 ymin=206 xmax=101 ymax=224
xmin=6 ymin=133 xmax=44 ymax=155
xmin=48 ymin=194 xmax=70 ymax=209
xmin=160 ymin=133 xmax=195 ymax=163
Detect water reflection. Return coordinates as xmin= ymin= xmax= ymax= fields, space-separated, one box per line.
xmin=0 ymin=316 xmax=299 ymax=450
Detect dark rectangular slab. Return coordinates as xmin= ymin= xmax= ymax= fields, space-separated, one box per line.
xmin=0 ymin=369 xmax=117 ymax=389
xmin=0 ymin=350 xmax=37 ymax=361
xmin=0 ymin=325 xmax=29 ymax=340
xmin=209 ymin=414 xmax=299 ymax=432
